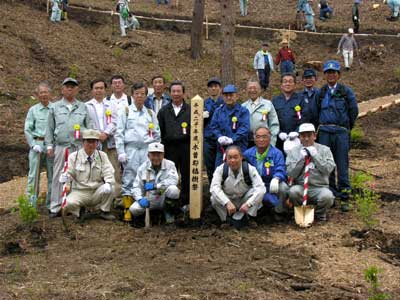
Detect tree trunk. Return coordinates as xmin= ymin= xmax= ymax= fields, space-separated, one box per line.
xmin=220 ymin=0 xmax=236 ymax=86
xmin=190 ymin=0 xmax=205 ymax=59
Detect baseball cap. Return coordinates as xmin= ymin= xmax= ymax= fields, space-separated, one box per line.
xmin=82 ymin=129 xmax=100 ymax=140
xmin=299 ymin=123 xmax=316 ymax=133
xmin=348 ymin=28 xmax=354 ymax=34
xmin=323 ymin=60 xmax=341 ymax=73
xmin=207 ymin=77 xmax=222 ymax=87
xmin=62 ymin=77 xmax=79 ymax=86
xmin=222 ymin=84 xmax=238 ymax=94
xmin=303 ymin=68 xmax=317 ymax=78
xmin=148 ymin=142 xmax=164 ymax=153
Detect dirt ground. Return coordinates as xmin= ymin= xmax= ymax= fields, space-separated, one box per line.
xmin=1 ymin=2 xmax=400 ymax=299
xmin=68 ymin=0 xmax=400 ymax=34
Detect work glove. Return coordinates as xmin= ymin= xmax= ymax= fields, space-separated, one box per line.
xmin=32 ymin=145 xmax=42 ymax=153
xmin=300 ymin=147 xmax=310 ymax=158
xmin=336 ymin=50 xmax=341 ymax=55
xmin=118 ymin=153 xmax=128 ymax=163
xmin=226 ymin=137 xmax=234 ymax=145
xmin=103 ymin=183 xmax=112 ymax=194
xmin=144 ymin=182 xmax=155 ymax=191
xmin=218 ymin=136 xmax=230 ymax=146
xmin=203 ymin=111 xmax=210 ymax=118
xmin=288 ymin=131 xmax=299 ymax=140
xmin=269 ymin=178 xmax=280 ymax=194
xmin=138 ymin=198 xmax=150 ymax=208
xmin=59 ymin=173 xmax=68 ymax=183
xmin=279 ymin=132 xmax=288 ymax=141
xmin=306 ymin=146 xmax=318 ymax=157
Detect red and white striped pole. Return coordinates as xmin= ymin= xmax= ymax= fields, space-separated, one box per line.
xmin=61 ymin=148 xmax=69 ymax=209
xmin=303 ymin=156 xmax=312 ymax=206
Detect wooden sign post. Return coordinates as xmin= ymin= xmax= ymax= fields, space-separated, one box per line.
xmin=189 ymin=95 xmax=204 ymax=220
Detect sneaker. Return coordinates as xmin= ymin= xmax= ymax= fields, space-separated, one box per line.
xmin=99 ymin=211 xmax=116 ymax=221
xmin=341 ymin=202 xmax=350 ymax=212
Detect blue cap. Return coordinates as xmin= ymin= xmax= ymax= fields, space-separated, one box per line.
xmin=323 ymin=60 xmax=341 ymax=73
xmin=207 ymin=77 xmax=221 ymax=87
xmin=222 ymin=84 xmax=238 ymax=94
xmin=303 ymin=68 xmax=317 ymax=78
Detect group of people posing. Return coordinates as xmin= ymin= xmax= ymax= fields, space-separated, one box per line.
xmin=25 ymin=58 xmax=358 ymax=228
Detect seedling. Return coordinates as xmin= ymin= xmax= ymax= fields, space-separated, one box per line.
xmin=364 ymin=266 xmax=390 ymax=300
xmin=18 ymin=194 xmax=38 ymax=227
xmin=350 ymin=171 xmax=374 ymax=194
xmin=355 ymin=188 xmax=379 ymax=229
xmin=162 ymin=70 xmax=174 ymax=83
xmin=112 ymin=47 xmax=123 ymax=59
xmin=68 ymin=64 xmax=79 ymax=79
xmin=350 ymin=123 xmax=364 ymax=143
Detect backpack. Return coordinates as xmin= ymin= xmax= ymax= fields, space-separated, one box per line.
xmin=222 ymin=160 xmax=252 ymax=187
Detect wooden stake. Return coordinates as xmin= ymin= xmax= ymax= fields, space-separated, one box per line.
xmin=189 ymin=95 xmax=204 ymax=220
xmin=205 ymin=15 xmax=209 ymax=40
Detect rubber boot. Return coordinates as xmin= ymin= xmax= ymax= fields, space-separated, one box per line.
xmin=63 ymin=12 xmax=68 ymax=21
xmin=122 ymin=195 xmax=133 ymax=222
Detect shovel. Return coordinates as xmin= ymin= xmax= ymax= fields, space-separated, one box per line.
xmin=144 ymin=169 xmax=151 ymax=228
xmin=294 ymin=155 xmax=314 ymax=228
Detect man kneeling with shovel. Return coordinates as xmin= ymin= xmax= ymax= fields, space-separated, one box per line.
xmin=286 ymin=123 xmax=335 ymax=223
xmin=210 ymin=145 xmax=266 ymax=228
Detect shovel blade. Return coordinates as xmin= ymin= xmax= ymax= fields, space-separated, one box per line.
xmin=294 ymin=205 xmax=314 ymax=228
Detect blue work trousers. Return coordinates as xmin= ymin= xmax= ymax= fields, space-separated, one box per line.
xmin=318 ymin=129 xmax=351 ymax=200
xmin=280 ymin=60 xmax=294 ymax=74
xmin=320 ymin=7 xmax=333 ymax=19
xmin=304 ymin=15 xmax=316 ymax=31
xmin=156 ymin=0 xmax=169 ymax=4
xmin=257 ymin=67 xmax=271 ymax=90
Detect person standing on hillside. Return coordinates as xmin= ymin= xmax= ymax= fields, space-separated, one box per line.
xmin=203 ymin=77 xmax=224 ymax=184
xmin=275 ymin=40 xmax=296 ymax=74
xmin=24 ymin=82 xmax=54 ymax=208
xmin=108 ymin=75 xmax=132 ymax=112
xmin=158 ymin=81 xmax=191 ymax=210
xmin=239 ymin=0 xmax=248 ymax=16
xmin=352 ymin=0 xmax=360 ymax=33
xmin=242 ymin=80 xmax=279 ymax=148
xmin=304 ymin=0 xmax=316 ymax=32
xmin=144 ymin=75 xmax=171 ymax=115
xmin=337 ymin=28 xmax=358 ymax=71
xmin=45 ymin=77 xmax=93 ymax=218
xmin=312 ymin=60 xmax=358 ymax=212
xmin=86 ymin=79 xmax=121 ymax=199
xmin=115 ymin=82 xmax=160 ymax=222
xmin=253 ymin=42 xmax=275 ymax=90
xmin=117 ymin=0 xmax=130 ymax=37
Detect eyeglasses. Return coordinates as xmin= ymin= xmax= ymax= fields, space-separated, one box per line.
xmin=255 ymin=135 xmax=270 ymax=140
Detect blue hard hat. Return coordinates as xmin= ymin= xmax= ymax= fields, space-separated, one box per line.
xmin=354 ymin=0 xmax=360 ymax=3
xmin=222 ymin=84 xmax=238 ymax=94
xmin=323 ymin=60 xmax=341 ymax=73
xmin=303 ymin=68 xmax=317 ymax=78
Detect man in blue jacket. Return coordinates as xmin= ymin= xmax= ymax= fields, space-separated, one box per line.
xmin=203 ymin=77 xmax=224 ymax=183
xmin=313 ymin=60 xmax=359 ymax=212
xmin=210 ymin=84 xmax=250 ymax=168
xmin=300 ymin=69 xmax=320 ymax=128
xmin=272 ymin=73 xmax=311 ymax=152
xmin=244 ymin=127 xmax=288 ymax=218
xmin=144 ymin=75 xmax=171 ymax=115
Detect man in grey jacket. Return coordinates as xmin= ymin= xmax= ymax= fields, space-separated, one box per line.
xmin=242 ymin=80 xmax=280 ymax=148
xmin=86 ymin=79 xmax=120 ymax=198
xmin=210 ymin=145 xmax=266 ymax=227
xmin=337 ymin=28 xmax=358 ymax=71
xmin=46 ymin=77 xmax=93 ymax=218
xmin=286 ymin=123 xmax=335 ymax=221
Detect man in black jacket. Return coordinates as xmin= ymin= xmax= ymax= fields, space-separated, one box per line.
xmin=158 ymin=81 xmax=191 ymax=208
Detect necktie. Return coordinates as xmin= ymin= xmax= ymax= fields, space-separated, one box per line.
xmin=87 ymin=156 xmax=92 ymax=165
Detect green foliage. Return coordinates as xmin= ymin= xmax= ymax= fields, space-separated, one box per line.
xmin=364 ymin=266 xmax=390 ymax=300
xmin=112 ymin=47 xmax=123 ymax=59
xmin=17 ymin=194 xmax=38 ymax=226
xmin=355 ymin=189 xmax=379 ymax=229
xmin=68 ymin=64 xmax=79 ymax=79
xmin=350 ymin=171 xmax=374 ymax=193
xmin=351 ymin=124 xmax=364 ymax=143
xmin=162 ymin=70 xmax=174 ymax=83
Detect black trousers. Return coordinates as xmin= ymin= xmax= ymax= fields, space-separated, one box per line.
xmin=164 ymin=142 xmax=190 ymax=206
